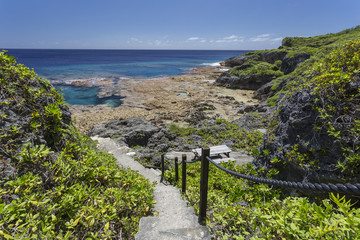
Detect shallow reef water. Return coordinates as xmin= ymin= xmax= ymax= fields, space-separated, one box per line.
xmin=55 ymin=84 xmax=124 ymax=107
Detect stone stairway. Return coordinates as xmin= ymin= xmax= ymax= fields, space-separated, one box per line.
xmin=92 ymin=136 xmax=211 ymax=240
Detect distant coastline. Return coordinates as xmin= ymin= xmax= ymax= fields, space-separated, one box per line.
xmin=5 ymin=49 xmax=249 ymax=106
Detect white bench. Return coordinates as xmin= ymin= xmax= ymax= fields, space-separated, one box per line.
xmin=192 ymin=145 xmax=234 ymax=163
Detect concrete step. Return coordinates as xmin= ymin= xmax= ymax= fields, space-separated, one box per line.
xmin=135 ymin=226 xmax=211 ymax=240
xmin=92 ymin=137 xmax=211 ymax=240
xmin=150 ymin=168 xmax=162 ymax=176
xmin=138 ymin=213 xmax=198 ymax=232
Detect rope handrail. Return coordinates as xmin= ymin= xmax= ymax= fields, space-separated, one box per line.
xmin=206 ymin=156 xmax=360 ymax=196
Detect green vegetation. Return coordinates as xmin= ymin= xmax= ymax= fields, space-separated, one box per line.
xmin=295 ymin=40 xmax=360 ymax=178
xmin=227 ymin=26 xmax=360 ymax=106
xmin=260 ymin=40 xmax=360 ymax=181
xmin=169 ymin=124 xmax=195 ymax=138
xmin=164 ymin=161 xmax=360 ymax=239
xmin=165 ymin=38 xmax=360 ymax=238
xmin=169 ymin=119 xmax=264 ymax=152
xmin=282 ymin=26 xmax=360 ymax=48
xmin=1 ymin=130 xmax=154 ymax=239
xmin=0 ymin=51 xmax=155 ymax=239
xmin=230 ymin=61 xmax=284 ymax=78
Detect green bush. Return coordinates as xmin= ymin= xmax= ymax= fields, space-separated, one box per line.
xmin=0 ymin=51 xmax=155 ymax=239
xmin=164 ymin=161 xmax=360 ymax=239
xmin=169 ymin=119 xmax=264 ymax=153
xmin=169 ymin=124 xmax=195 ymax=138
xmin=230 ymin=61 xmax=284 ymax=78
xmin=0 ymin=127 xmax=155 ymax=239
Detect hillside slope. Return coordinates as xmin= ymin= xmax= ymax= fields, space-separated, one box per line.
xmin=217 ymin=25 xmax=360 ymax=104
xmin=216 ymin=26 xmax=360 ymax=184
xmin=0 ymin=51 xmax=154 ymax=239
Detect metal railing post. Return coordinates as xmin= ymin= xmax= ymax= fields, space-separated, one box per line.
xmin=175 ymin=156 xmax=179 ymax=183
xmin=182 ymin=154 xmax=187 ymax=193
xmin=161 ymin=155 xmax=165 ymax=183
xmin=199 ymin=147 xmax=210 ymax=225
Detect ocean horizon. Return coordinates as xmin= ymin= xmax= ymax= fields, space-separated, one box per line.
xmin=5 ymin=49 xmax=249 ymax=106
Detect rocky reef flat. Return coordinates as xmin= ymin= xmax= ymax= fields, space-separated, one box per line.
xmin=70 ymin=66 xmax=258 ymax=134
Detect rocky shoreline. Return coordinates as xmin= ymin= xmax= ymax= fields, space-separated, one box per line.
xmin=70 ymin=65 xmax=260 ymax=134
xmin=81 ymin=26 xmax=360 ymax=186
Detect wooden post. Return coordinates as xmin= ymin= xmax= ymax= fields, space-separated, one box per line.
xmin=175 ymin=157 xmax=179 ymax=183
xmin=161 ymin=155 xmax=165 ymax=183
xmin=199 ymin=147 xmax=210 ymax=225
xmin=181 ymin=154 xmax=187 ymax=193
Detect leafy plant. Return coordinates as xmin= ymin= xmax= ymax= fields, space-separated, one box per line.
xmin=0 ymin=51 xmax=155 ymax=239
xmin=169 ymin=119 xmax=264 ymax=153
xmin=164 ymin=161 xmax=360 ymax=239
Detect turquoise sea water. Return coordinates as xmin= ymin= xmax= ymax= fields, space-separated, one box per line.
xmin=7 ymin=49 xmax=248 ymax=106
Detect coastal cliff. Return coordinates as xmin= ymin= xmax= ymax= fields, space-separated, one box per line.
xmin=216 ymin=26 xmax=360 ymax=184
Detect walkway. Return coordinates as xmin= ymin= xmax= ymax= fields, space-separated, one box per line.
xmin=92 ymin=136 xmax=211 ymax=240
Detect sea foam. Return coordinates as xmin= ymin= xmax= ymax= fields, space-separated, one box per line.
xmin=201 ymin=62 xmax=221 ymax=67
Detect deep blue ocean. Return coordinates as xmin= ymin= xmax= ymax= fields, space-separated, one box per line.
xmin=6 ymin=49 xmax=247 ymax=106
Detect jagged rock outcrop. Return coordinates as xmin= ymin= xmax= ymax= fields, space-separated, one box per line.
xmin=217 ymin=51 xmax=310 ymax=92
xmin=90 ymin=118 xmax=160 ymax=147
xmin=280 ymin=53 xmax=311 ymax=74
xmin=254 ymin=77 xmax=291 ymax=100
xmin=223 ymin=55 xmax=255 ymax=68
xmin=0 ymin=54 xmax=72 ymax=182
xmin=215 ymin=71 xmax=278 ymax=90
xmin=232 ymin=106 xmax=274 ymax=131
xmin=224 ymin=50 xmax=288 ymax=67
xmin=253 ymin=90 xmax=323 ymax=182
xmin=254 ymin=85 xmax=360 ymax=183
xmin=253 ymin=40 xmax=360 ymax=185
xmin=258 ymin=51 xmax=288 ymax=64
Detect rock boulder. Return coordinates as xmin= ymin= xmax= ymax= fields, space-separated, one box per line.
xmin=254 ymin=87 xmax=360 ymax=183
xmin=280 ymin=53 xmax=311 ymax=74
xmin=90 ymin=118 xmax=160 ymax=147
xmin=215 ymin=71 xmax=278 ymax=90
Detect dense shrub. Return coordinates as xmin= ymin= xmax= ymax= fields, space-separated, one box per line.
xmin=230 ymin=61 xmax=283 ymax=78
xmin=0 ymin=51 xmax=154 ymax=239
xmin=257 ymin=41 xmax=360 ymax=183
xmin=165 ymin=161 xmax=360 ymax=239
xmin=169 ymin=119 xmax=264 ymax=153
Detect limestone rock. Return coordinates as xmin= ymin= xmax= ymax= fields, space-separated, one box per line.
xmin=223 ymin=55 xmax=254 ymax=68
xmin=254 ymin=77 xmax=291 ymax=100
xmin=90 ymin=118 xmax=160 ymax=147
xmin=280 ymin=53 xmax=311 ymax=74
xmin=232 ymin=110 xmax=273 ymax=131
xmin=254 ymin=86 xmax=360 ymax=183
xmin=258 ymin=51 xmax=288 ymax=64
xmin=215 ymin=71 xmax=277 ymax=90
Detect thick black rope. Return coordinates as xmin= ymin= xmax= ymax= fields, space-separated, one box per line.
xmin=206 ymin=156 xmax=360 ymax=196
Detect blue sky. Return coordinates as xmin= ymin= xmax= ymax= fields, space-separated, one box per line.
xmin=1 ymin=0 xmax=359 ymax=50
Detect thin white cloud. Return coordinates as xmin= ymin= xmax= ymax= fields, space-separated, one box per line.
xmin=187 ymin=37 xmax=200 ymax=41
xmin=257 ymin=34 xmax=271 ymax=38
xmin=186 ymin=36 xmax=208 ymax=44
xmin=223 ymin=35 xmax=238 ymax=40
xmin=249 ymin=34 xmax=283 ymax=43
xmin=250 ymin=34 xmax=272 ymax=42
xmin=216 ymin=35 xmax=244 ymax=43
xmin=271 ymin=37 xmax=283 ymax=42
xmin=130 ymin=37 xmax=143 ymax=43
xmin=148 ymin=39 xmax=170 ymax=47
